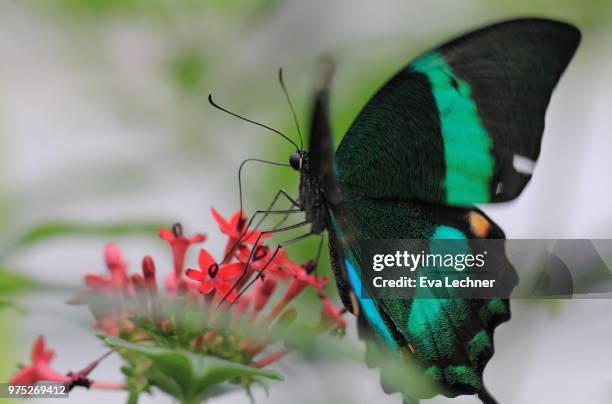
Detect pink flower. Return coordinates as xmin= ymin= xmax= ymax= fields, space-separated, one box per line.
xmin=84 ymin=244 xmax=131 ymax=293
xmin=288 ymin=261 xmax=328 ymax=293
xmin=211 ymin=208 xmax=270 ymax=258
xmin=252 ymin=277 xmax=277 ymax=313
xmin=185 ymin=249 xmax=244 ymax=302
xmin=73 ymin=244 xmax=135 ymax=336
xmin=265 ymin=261 xmax=328 ymax=321
xmin=236 ymin=245 xmax=288 ymax=277
xmin=93 ymin=315 xmax=134 ymax=337
xmin=270 ymin=249 xmax=302 ymax=280
xmin=319 ymin=293 xmax=347 ymax=331
xmin=141 ymin=255 xmax=158 ymax=295
xmin=211 ymin=208 xmax=259 ymax=243
xmin=159 ymin=223 xmax=206 ymax=291
xmin=105 ymin=244 xmax=126 ymax=274
xmin=9 ymin=336 xmax=68 ymax=385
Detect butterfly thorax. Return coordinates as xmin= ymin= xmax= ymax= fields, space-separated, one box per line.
xmin=298 ymin=152 xmax=327 ymax=235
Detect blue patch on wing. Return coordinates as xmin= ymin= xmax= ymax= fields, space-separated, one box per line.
xmin=432 ymin=225 xmax=467 ymax=240
xmin=345 ymin=257 xmax=399 ymax=351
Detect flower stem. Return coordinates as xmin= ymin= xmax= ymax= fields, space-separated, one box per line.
xmin=252 ymin=349 xmax=288 ymax=368
xmin=90 ymin=381 xmax=126 ymax=390
xmin=181 ymin=395 xmax=205 ymax=404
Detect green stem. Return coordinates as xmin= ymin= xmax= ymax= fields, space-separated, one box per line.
xmin=180 ymin=394 xmax=205 ymax=404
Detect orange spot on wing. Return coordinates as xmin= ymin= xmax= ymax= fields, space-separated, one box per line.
xmin=400 ymin=345 xmax=416 ymax=358
xmin=349 ymin=291 xmax=360 ymax=317
xmin=468 ymin=211 xmax=490 ymax=238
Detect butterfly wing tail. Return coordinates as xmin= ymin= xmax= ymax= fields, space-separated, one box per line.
xmin=478 ymin=388 xmax=499 ymax=404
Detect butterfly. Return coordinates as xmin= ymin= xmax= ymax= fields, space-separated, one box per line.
xmin=284 ymin=18 xmax=580 ymax=404
xmin=210 ymin=17 xmax=580 ymax=404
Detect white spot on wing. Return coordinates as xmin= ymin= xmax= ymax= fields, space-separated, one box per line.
xmin=496 ymin=182 xmax=504 ymax=195
xmin=513 ymin=154 xmax=536 ymax=175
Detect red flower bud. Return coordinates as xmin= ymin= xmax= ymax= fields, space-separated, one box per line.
xmin=142 ymin=256 xmax=157 ymax=294
xmin=253 ymin=278 xmax=277 ymax=313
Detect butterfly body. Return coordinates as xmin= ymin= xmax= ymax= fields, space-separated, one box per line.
xmin=283 ymin=17 xmax=580 ymax=403
xmin=295 ymin=152 xmax=329 ymax=234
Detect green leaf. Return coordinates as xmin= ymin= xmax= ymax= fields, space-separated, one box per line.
xmin=2 ymin=221 xmax=166 ymax=257
xmin=0 ymin=267 xmax=41 ymax=295
xmin=0 ymin=300 xmax=24 ymax=313
xmin=106 ymin=337 xmax=283 ymax=403
xmin=121 ymin=364 xmax=150 ymax=404
xmin=126 ymin=391 xmax=140 ymax=404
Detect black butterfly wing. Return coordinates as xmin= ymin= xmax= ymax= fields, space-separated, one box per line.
xmin=305 ymin=17 xmax=580 ymax=403
xmin=327 ymin=197 xmax=516 ymax=402
xmin=335 ymin=18 xmax=580 ymax=206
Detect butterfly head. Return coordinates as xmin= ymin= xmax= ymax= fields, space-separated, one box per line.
xmin=289 ymin=150 xmax=306 ymax=171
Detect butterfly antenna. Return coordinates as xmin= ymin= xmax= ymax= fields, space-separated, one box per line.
xmin=208 ymin=94 xmax=300 ymax=151
xmin=278 ymin=68 xmax=303 ymax=150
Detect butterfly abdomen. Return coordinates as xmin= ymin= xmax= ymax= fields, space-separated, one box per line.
xmin=298 ymin=152 xmax=328 ymax=234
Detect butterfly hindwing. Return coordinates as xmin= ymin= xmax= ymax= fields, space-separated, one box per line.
xmin=328 ymin=199 xmax=516 ymax=402
xmin=335 ymin=18 xmax=580 ymax=206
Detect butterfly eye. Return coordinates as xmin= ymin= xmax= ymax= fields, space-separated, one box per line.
xmin=289 ymin=152 xmax=302 ymax=170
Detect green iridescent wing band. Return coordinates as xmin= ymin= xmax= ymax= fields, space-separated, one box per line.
xmin=335 ymin=18 xmax=580 ymax=206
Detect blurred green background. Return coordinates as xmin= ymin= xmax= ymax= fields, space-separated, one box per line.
xmin=1 ymin=0 xmax=612 ymax=403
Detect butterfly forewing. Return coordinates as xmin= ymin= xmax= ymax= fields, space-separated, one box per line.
xmin=335 ymin=18 xmax=580 ymax=206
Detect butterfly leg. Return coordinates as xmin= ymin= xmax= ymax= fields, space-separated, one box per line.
xmin=234 ymin=230 xmax=316 ymax=302
xmin=312 ymin=234 xmax=325 ymax=276
xmin=315 ymin=233 xmax=325 ymax=268
xmin=236 ymin=158 xmax=298 ymax=216
xmin=220 ymin=207 xmax=302 ymax=263
xmin=246 ymin=189 xmax=301 ymax=232
xmin=267 ymin=192 xmax=304 ymax=230
xmin=219 ymin=220 xmax=311 ymax=305
xmin=251 ymin=189 xmax=301 ymax=230
xmin=269 ymin=203 xmax=299 ymax=230
xmin=220 ymin=188 xmax=302 ymax=263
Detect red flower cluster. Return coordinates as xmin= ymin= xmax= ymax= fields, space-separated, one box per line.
xmin=183 ymin=209 xmax=346 ymax=370
xmin=70 ymin=244 xmax=136 ymax=336
xmin=183 ymin=209 xmax=339 ymax=327
xmin=9 ymin=208 xmax=347 ymax=393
